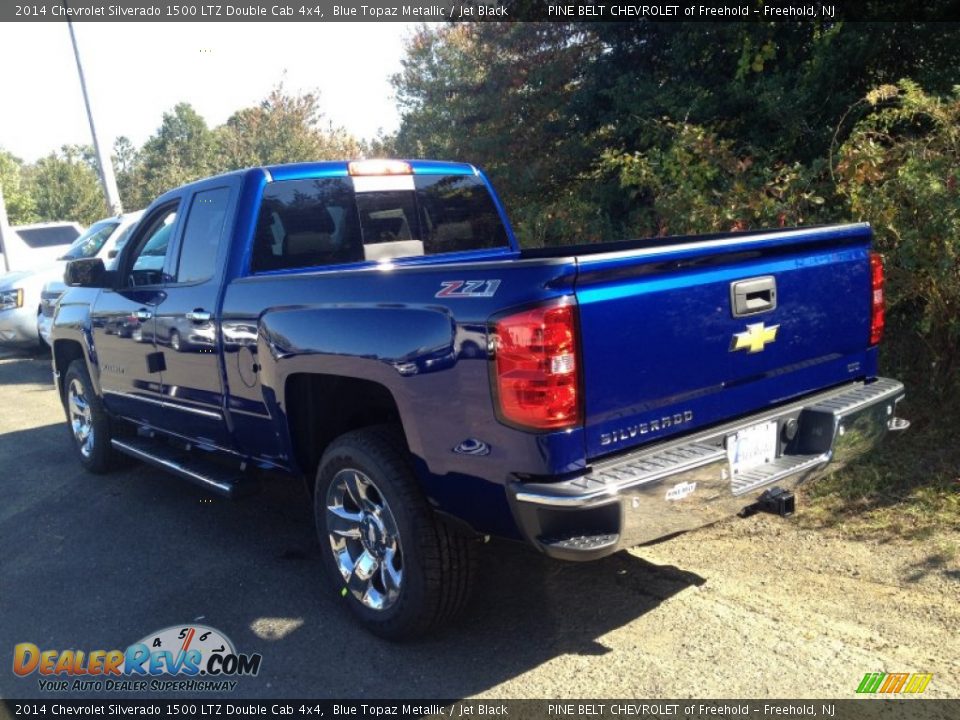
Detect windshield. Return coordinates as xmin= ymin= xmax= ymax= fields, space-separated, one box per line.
xmin=60 ymin=220 xmax=120 ymax=260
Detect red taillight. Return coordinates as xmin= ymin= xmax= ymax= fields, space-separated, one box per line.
xmin=492 ymin=302 xmax=581 ymax=431
xmin=869 ymin=251 xmax=885 ymax=346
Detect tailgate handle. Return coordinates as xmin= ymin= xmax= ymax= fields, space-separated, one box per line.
xmin=731 ymin=276 xmax=777 ymax=317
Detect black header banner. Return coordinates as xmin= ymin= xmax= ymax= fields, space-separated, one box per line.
xmin=5 ymin=0 xmax=960 ymax=22
xmin=3 ymin=699 xmax=960 ymax=720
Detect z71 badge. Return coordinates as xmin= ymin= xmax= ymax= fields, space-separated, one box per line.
xmin=436 ymin=280 xmax=501 ymax=298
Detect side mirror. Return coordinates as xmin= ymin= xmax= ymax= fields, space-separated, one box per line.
xmin=65 ymin=258 xmax=112 ymax=288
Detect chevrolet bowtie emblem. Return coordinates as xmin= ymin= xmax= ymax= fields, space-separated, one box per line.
xmin=731 ymin=322 xmax=779 ymax=353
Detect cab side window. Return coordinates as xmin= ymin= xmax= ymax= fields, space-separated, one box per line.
xmin=251 ymin=178 xmax=363 ymax=273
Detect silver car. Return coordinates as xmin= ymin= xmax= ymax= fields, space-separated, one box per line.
xmin=1 ymin=212 xmax=142 ymax=348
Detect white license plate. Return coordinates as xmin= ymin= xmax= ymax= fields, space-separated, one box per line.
xmin=726 ymin=421 xmax=778 ymax=475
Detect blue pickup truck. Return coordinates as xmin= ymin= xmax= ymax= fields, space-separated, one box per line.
xmin=52 ymin=159 xmax=908 ymax=638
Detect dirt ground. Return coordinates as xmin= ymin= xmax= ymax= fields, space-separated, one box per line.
xmin=0 ymin=350 xmax=957 ymax=701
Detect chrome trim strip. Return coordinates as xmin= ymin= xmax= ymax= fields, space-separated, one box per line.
xmin=102 ymin=388 xmax=223 ymax=420
xmin=103 ymin=389 xmax=166 ymax=407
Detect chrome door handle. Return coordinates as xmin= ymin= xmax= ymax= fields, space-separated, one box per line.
xmin=185 ymin=310 xmax=212 ymax=322
xmin=134 ymin=309 xmax=152 ymax=321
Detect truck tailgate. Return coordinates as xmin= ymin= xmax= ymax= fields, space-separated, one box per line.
xmin=573 ymin=224 xmax=877 ymax=460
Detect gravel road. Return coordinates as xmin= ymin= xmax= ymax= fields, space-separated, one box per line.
xmin=0 ymin=351 xmax=956 ymax=701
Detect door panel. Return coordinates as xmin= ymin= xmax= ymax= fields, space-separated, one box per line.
xmin=92 ymin=288 xmax=166 ymax=424
xmin=92 ymin=203 xmax=181 ymax=426
xmin=152 ymin=186 xmax=234 ymax=448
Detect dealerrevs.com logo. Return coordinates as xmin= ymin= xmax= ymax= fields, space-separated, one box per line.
xmin=13 ymin=624 xmax=262 ymax=693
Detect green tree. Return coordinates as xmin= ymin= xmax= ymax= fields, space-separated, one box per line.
xmin=112 ymin=135 xmax=141 ymax=210
xmin=392 ymin=22 xmax=959 ymax=245
xmin=392 ymin=23 xmax=601 ymax=244
xmin=25 ymin=145 xmax=105 ymax=225
xmin=362 ymin=130 xmax=398 ymax=159
xmin=0 ymin=149 xmax=38 ymax=225
xmin=218 ymin=85 xmax=361 ymax=168
xmin=125 ymin=103 xmax=220 ymax=208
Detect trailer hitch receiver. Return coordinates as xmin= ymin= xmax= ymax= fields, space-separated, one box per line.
xmin=741 ymin=487 xmax=795 ymax=518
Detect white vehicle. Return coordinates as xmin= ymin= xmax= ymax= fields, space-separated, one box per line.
xmin=0 ymin=221 xmax=83 ymax=272
xmin=1 ymin=212 xmax=142 ymax=348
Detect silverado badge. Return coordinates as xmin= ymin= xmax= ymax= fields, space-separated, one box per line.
xmin=730 ymin=322 xmax=779 ymax=353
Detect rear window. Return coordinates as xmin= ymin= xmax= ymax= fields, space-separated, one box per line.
xmin=16 ymin=225 xmax=81 ymax=249
xmin=251 ymin=174 xmax=508 ymax=273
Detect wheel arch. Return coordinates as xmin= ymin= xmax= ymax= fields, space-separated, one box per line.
xmin=52 ymin=339 xmax=88 ymax=401
xmin=284 ymin=372 xmax=408 ymax=492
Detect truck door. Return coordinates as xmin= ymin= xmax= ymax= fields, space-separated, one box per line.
xmin=92 ymin=202 xmax=181 ymax=427
xmin=151 ymin=185 xmax=235 ymax=449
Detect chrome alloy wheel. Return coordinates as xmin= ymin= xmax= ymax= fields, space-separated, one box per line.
xmin=326 ymin=468 xmax=403 ymax=611
xmin=68 ymin=378 xmax=94 ymax=458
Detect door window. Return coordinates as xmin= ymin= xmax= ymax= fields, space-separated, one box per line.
xmin=128 ymin=208 xmax=178 ymax=286
xmin=176 ymin=187 xmax=231 ymax=284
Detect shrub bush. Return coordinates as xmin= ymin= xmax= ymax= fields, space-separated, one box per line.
xmin=836 ymin=80 xmax=960 ymax=393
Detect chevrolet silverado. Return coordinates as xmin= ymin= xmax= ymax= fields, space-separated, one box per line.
xmin=51 ymin=159 xmax=908 ymax=638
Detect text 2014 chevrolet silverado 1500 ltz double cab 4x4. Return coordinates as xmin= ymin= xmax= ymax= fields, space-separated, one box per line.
xmin=52 ymin=159 xmax=908 ymax=638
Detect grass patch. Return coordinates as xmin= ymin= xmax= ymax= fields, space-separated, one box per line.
xmin=799 ymin=388 xmax=960 ymax=540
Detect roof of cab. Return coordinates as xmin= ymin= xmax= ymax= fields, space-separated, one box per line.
xmin=265 ymin=159 xmax=478 ymax=182
xmin=150 ymin=160 xmax=479 ymax=205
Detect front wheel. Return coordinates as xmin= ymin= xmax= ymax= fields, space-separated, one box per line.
xmin=63 ymin=359 xmax=120 ymax=473
xmin=314 ymin=426 xmax=475 ymax=640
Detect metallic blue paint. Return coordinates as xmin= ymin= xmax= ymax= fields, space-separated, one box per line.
xmin=51 ymin=162 xmax=886 ymax=542
xmin=575 ymin=234 xmax=875 ymax=459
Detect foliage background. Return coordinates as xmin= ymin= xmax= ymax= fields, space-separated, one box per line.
xmin=1 ymin=20 xmax=956 ymax=530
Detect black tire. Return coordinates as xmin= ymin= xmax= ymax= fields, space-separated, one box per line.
xmin=314 ymin=425 xmax=475 ymax=640
xmin=170 ymin=330 xmax=181 ymax=352
xmin=63 ymin=359 xmax=120 ymax=473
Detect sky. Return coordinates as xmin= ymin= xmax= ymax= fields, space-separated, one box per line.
xmin=0 ymin=22 xmax=420 ymax=163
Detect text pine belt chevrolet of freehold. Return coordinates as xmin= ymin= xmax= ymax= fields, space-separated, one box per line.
xmin=50 ymin=159 xmax=908 ymax=639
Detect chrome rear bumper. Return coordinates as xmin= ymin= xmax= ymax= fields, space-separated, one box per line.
xmin=508 ymin=378 xmax=907 ymax=560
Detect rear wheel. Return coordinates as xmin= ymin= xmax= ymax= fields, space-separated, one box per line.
xmin=63 ymin=359 xmax=120 ymax=473
xmin=170 ymin=330 xmax=181 ymax=352
xmin=314 ymin=426 xmax=475 ymax=640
